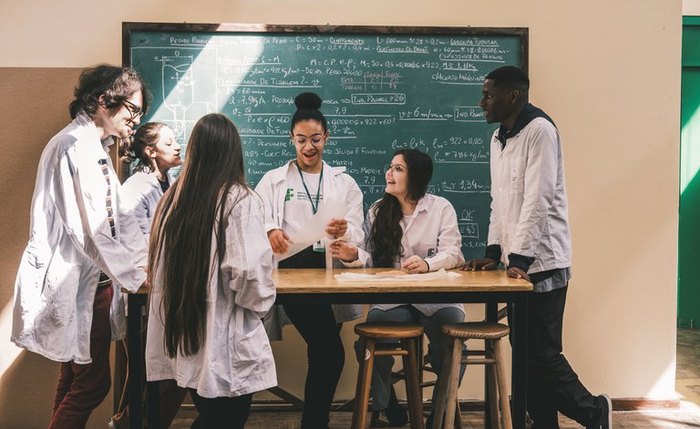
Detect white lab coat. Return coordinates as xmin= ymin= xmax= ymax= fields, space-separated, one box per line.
xmin=254 ymin=160 xmax=365 ymax=324
xmin=11 ymin=113 xmax=147 ymax=364
xmin=146 ymin=187 xmax=277 ymax=398
xmin=487 ymin=117 xmax=572 ymax=273
xmin=346 ymin=194 xmax=465 ymax=316
xmin=121 ymin=170 xmax=173 ymax=240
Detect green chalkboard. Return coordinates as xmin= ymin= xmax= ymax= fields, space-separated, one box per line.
xmin=123 ymin=23 xmax=527 ymax=259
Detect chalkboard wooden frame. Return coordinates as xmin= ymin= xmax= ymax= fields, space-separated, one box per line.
xmin=123 ymin=23 xmax=527 ymax=71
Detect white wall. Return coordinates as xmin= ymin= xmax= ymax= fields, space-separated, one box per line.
xmin=0 ymin=1 xmax=681 ymax=427
xmin=685 ymin=0 xmax=700 ymax=14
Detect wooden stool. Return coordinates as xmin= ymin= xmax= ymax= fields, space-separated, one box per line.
xmin=433 ymin=322 xmax=512 ymax=429
xmin=352 ymin=322 xmax=426 ymax=429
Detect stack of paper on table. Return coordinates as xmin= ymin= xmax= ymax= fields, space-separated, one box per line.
xmin=334 ymin=268 xmax=461 ymax=282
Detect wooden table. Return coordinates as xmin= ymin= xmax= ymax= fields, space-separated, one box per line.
xmin=125 ymin=268 xmax=532 ymax=429
xmin=273 ymin=268 xmax=532 ymax=429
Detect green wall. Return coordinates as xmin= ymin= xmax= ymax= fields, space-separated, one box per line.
xmin=679 ymin=16 xmax=700 ymax=327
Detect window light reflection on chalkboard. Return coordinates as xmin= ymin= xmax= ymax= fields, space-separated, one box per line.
xmin=146 ymin=36 xmax=266 ymax=125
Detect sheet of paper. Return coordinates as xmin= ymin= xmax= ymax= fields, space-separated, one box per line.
xmin=278 ymin=199 xmax=351 ymax=261
xmin=334 ymin=268 xmax=462 ymax=282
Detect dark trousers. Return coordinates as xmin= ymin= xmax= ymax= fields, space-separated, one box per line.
xmin=283 ymin=304 xmax=344 ymax=429
xmin=280 ymin=246 xmax=343 ymax=429
xmin=511 ymin=286 xmax=603 ymax=429
xmin=50 ymin=284 xmax=113 ymax=429
xmin=159 ymin=380 xmax=188 ymax=429
xmin=189 ymin=390 xmax=252 ymax=429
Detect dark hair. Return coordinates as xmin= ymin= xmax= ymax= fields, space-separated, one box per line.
xmin=485 ymin=66 xmax=530 ymax=93
xmin=123 ymin=122 xmax=166 ymax=172
xmin=149 ymin=113 xmax=247 ymax=358
xmin=69 ymin=64 xmax=150 ymax=120
xmin=290 ymin=92 xmax=327 ymax=133
xmin=367 ymin=149 xmax=433 ymax=267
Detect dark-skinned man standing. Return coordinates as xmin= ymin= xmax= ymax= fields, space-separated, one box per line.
xmin=463 ymin=66 xmax=611 ymax=429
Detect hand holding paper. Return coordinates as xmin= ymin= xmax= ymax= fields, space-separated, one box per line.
xmin=278 ymin=198 xmax=350 ymax=260
xmin=326 ymin=218 xmax=348 ymax=238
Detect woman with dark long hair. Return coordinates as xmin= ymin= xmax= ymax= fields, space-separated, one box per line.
xmin=121 ymin=122 xmax=182 ymax=238
xmin=121 ymin=122 xmax=185 ymax=428
xmin=331 ymin=148 xmax=466 ymax=427
xmin=255 ymin=92 xmax=364 ymax=429
xmin=146 ymin=113 xmax=276 ymax=429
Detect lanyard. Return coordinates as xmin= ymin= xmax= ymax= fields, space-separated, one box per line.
xmin=296 ymin=162 xmax=323 ymax=214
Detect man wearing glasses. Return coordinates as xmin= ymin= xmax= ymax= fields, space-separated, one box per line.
xmin=12 ymin=65 xmax=150 ymax=429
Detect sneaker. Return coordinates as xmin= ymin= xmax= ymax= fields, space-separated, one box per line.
xmin=587 ymin=394 xmax=612 ymax=429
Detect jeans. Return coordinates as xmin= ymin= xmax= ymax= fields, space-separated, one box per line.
xmin=359 ymin=305 xmax=466 ymax=411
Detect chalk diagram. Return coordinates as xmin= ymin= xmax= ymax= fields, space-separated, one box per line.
xmin=160 ymin=54 xmax=195 ymax=121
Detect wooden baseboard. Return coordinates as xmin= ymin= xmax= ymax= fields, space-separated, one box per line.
xmin=608 ymin=398 xmax=680 ymax=410
xmin=456 ymin=398 xmax=680 ymax=411
xmin=238 ymin=397 xmax=683 ymax=412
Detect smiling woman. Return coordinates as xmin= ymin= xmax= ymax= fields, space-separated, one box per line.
xmin=328 ymin=148 xmax=466 ymax=425
xmin=254 ymin=92 xmax=366 ymax=429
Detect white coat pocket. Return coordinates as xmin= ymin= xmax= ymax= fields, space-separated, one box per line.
xmin=509 ymin=157 xmax=525 ymax=194
xmin=42 ymin=258 xmax=81 ymax=325
xmin=230 ymin=307 xmax=264 ymax=379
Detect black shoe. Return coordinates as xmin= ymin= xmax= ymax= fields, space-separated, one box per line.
xmin=586 ymin=394 xmax=612 ymax=429
xmin=384 ymin=386 xmax=408 ymax=427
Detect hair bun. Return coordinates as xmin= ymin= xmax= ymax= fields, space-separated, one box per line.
xmin=294 ymin=92 xmax=322 ymax=110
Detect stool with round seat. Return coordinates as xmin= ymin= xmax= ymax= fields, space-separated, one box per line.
xmin=433 ymin=322 xmax=512 ymax=429
xmin=352 ymin=322 xmax=426 ymax=429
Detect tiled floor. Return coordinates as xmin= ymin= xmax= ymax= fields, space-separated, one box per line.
xmin=169 ymin=328 xmax=700 ymax=428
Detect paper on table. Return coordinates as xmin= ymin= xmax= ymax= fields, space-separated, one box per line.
xmin=334 ymin=268 xmax=462 ymax=282
xmin=278 ymin=199 xmax=351 ymax=261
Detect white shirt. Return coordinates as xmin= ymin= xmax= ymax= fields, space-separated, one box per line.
xmin=146 ymin=187 xmax=277 ymax=398
xmin=349 ymin=194 xmax=466 ymax=316
xmin=281 ymin=166 xmax=324 ymax=239
xmin=121 ymin=170 xmax=172 ymax=241
xmin=488 ymin=117 xmax=572 ymax=273
xmin=254 ymin=160 xmax=365 ymax=324
xmin=12 ymin=113 xmax=147 ymax=364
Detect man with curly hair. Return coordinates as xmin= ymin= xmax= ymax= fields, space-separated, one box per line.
xmin=12 ymin=65 xmax=150 ymax=429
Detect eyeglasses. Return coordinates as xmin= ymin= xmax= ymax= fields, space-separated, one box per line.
xmin=292 ymin=134 xmax=326 ymax=146
xmin=121 ymin=100 xmax=143 ymax=121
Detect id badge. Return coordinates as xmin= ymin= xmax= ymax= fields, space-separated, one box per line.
xmin=313 ymin=239 xmax=325 ymax=253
